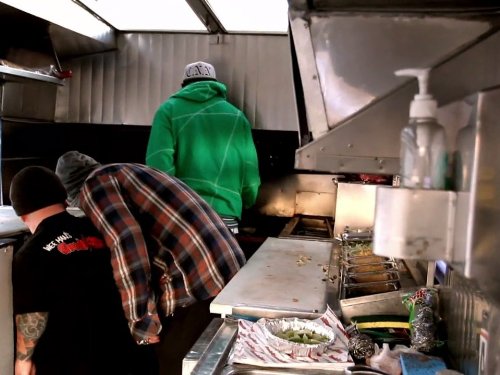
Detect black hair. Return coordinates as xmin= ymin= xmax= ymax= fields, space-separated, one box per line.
xmin=181 ymin=77 xmax=217 ymax=88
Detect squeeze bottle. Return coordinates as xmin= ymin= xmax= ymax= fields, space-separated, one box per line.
xmin=395 ymin=68 xmax=447 ymax=189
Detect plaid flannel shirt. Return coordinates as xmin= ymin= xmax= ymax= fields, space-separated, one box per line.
xmin=79 ymin=163 xmax=246 ymax=343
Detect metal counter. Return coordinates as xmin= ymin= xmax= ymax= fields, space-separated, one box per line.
xmin=0 ymin=206 xmax=84 ymax=237
xmin=188 ymin=318 xmax=347 ymax=375
xmin=210 ymin=237 xmax=339 ymax=320
xmin=0 ymin=206 xmax=27 ymax=237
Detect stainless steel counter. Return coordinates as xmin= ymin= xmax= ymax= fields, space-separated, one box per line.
xmin=210 ymin=237 xmax=339 ymax=319
xmin=188 ymin=318 xmax=347 ymax=375
xmin=190 ymin=237 xmax=417 ymax=374
xmin=0 ymin=206 xmax=84 ymax=238
xmin=0 ymin=206 xmax=27 ymax=237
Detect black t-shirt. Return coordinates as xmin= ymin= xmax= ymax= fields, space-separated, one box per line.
xmin=12 ymin=212 xmax=154 ymax=375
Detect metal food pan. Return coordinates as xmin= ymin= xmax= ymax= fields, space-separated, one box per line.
xmin=344 ymin=256 xmax=395 ymax=265
xmin=348 ymin=271 xmax=400 ymax=284
xmin=341 ymin=243 xmax=375 ymax=257
xmin=340 ymin=226 xmax=373 ymax=240
xmin=343 ymin=280 xmax=400 ymax=297
xmin=345 ymin=261 xmax=399 ymax=273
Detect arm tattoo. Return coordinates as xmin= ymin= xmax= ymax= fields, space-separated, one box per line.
xmin=15 ymin=312 xmax=49 ymax=361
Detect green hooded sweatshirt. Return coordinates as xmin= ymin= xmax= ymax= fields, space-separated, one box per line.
xmin=146 ymin=80 xmax=260 ymax=220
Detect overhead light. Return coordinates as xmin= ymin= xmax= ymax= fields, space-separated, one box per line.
xmin=206 ymin=0 xmax=289 ymax=33
xmin=0 ymin=0 xmax=289 ymax=34
xmin=78 ymin=0 xmax=206 ymax=31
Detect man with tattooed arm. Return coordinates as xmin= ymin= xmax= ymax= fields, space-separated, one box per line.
xmin=10 ymin=166 xmax=158 ymax=375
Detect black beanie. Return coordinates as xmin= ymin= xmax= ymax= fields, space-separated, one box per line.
xmin=10 ymin=166 xmax=68 ymax=216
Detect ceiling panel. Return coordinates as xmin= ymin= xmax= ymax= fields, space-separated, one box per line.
xmin=206 ymin=0 xmax=289 ymax=33
xmin=79 ymin=0 xmax=207 ymax=31
xmin=0 ymin=0 xmax=290 ymax=34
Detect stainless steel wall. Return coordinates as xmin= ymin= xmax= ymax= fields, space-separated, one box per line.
xmin=308 ymin=15 xmax=491 ymax=132
xmin=290 ymin=9 xmax=499 ymax=174
xmin=440 ymin=270 xmax=495 ymax=375
xmin=255 ymin=173 xmax=339 ymax=217
xmin=54 ymin=33 xmax=299 ymax=131
xmin=467 ymin=87 xmax=500 ymax=303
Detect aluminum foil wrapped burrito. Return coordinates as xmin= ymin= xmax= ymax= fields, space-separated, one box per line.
xmin=262 ymin=317 xmax=336 ymax=358
xmin=403 ymin=287 xmax=440 ymax=352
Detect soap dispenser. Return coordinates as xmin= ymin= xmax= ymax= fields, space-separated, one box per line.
xmin=373 ymin=68 xmax=456 ymax=261
xmin=395 ymin=68 xmax=447 ymax=190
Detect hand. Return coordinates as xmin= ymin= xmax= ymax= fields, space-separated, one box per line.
xmin=137 ymin=335 xmax=160 ymax=345
xmin=15 ymin=359 xmax=36 ymax=375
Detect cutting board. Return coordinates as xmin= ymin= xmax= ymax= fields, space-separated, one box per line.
xmin=210 ymin=237 xmax=334 ymax=318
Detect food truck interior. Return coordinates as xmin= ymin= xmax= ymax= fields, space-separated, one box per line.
xmin=1 ymin=0 xmax=500 ymax=374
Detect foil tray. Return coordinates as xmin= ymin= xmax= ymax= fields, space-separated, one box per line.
xmin=261 ymin=318 xmax=336 ymax=358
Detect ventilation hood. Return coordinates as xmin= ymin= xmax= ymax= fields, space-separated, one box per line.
xmin=0 ymin=2 xmax=115 ymax=70
xmin=290 ymin=1 xmax=500 ymax=174
xmin=289 ymin=0 xmax=500 ymax=11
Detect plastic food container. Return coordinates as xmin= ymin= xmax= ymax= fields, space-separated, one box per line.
xmin=262 ymin=317 xmax=336 ymax=357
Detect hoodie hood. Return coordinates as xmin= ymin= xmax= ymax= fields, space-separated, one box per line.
xmin=172 ymin=80 xmax=227 ymax=103
xmin=55 ymin=151 xmax=101 ymax=207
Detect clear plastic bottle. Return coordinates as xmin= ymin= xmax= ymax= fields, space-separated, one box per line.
xmin=454 ymin=122 xmax=474 ymax=191
xmin=396 ymin=68 xmax=448 ymax=190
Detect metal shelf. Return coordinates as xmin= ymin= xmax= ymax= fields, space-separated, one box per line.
xmin=0 ymin=65 xmax=64 ymax=86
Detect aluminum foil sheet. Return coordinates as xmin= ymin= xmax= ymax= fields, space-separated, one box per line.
xmin=347 ymin=333 xmax=375 ymax=360
xmin=262 ymin=318 xmax=336 ymax=358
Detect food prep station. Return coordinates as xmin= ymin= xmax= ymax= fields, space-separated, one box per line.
xmin=184 ymin=183 xmax=421 ymax=374
xmin=0 ymin=0 xmax=500 ymax=373
xmin=181 ymin=2 xmax=500 ymax=371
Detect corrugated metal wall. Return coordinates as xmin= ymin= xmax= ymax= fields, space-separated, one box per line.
xmin=55 ymin=33 xmax=299 ymax=131
xmin=440 ymin=270 xmax=495 ymax=375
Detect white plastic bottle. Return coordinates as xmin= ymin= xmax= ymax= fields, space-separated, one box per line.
xmin=396 ymin=68 xmax=448 ymax=190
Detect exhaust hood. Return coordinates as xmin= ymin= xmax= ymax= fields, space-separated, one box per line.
xmin=289 ymin=2 xmax=500 ymax=174
xmin=289 ymin=0 xmax=500 ymax=12
xmin=0 ymin=1 xmax=115 ymax=68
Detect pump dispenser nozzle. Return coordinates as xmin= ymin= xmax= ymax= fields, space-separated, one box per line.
xmin=396 ymin=67 xmax=447 ymax=190
xmin=395 ymin=68 xmax=437 ymax=119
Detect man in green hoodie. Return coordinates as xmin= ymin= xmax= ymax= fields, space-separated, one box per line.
xmin=146 ymin=61 xmax=261 ymax=234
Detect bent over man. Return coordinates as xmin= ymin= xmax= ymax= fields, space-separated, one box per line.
xmin=56 ymin=150 xmax=246 ymax=375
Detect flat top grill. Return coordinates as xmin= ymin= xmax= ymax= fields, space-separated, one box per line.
xmin=279 ymin=215 xmax=335 ymax=242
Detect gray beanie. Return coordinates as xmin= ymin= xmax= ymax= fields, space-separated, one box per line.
xmin=55 ymin=151 xmax=101 ymax=207
xmin=10 ymin=166 xmax=67 ymax=216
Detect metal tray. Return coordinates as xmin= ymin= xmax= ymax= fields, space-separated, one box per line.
xmin=338 ymin=229 xmax=401 ymax=300
xmin=189 ymin=319 xmax=348 ymax=375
